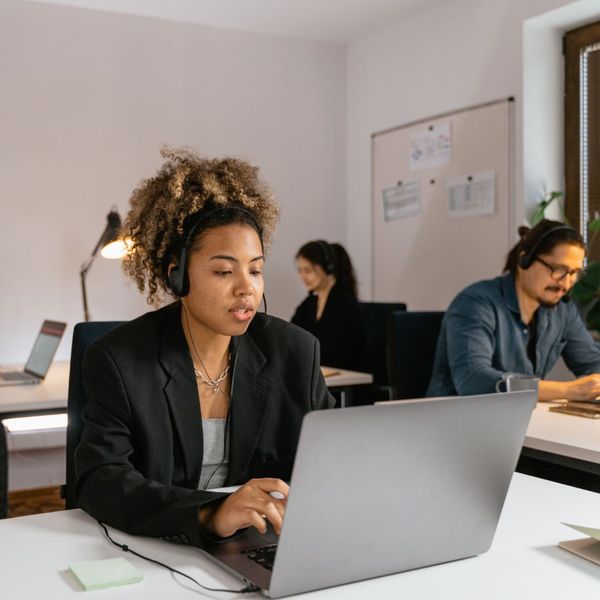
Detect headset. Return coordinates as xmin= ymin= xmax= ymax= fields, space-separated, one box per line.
xmin=167 ymin=206 xmax=263 ymax=297
xmin=315 ymin=240 xmax=336 ymax=274
xmin=167 ymin=218 xmax=202 ymax=297
xmin=517 ymin=224 xmax=579 ymax=270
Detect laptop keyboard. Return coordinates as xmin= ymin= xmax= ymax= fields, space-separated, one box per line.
xmin=241 ymin=544 xmax=278 ymax=571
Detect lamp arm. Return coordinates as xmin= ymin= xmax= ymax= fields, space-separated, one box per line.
xmin=80 ymin=225 xmax=110 ymax=276
xmin=79 ymin=224 xmax=110 ymax=321
xmin=80 ymin=270 xmax=91 ymax=322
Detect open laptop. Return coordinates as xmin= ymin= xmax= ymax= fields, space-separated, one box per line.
xmin=0 ymin=320 xmax=66 ymax=386
xmin=200 ymin=391 xmax=536 ymax=598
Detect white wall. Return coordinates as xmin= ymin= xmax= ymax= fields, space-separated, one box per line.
xmin=4 ymin=0 xmax=600 ymax=363
xmin=345 ymin=0 xmax=585 ymax=302
xmin=0 ymin=0 xmax=346 ymax=362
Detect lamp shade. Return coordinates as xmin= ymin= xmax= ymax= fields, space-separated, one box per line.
xmin=99 ymin=210 xmax=121 ymax=247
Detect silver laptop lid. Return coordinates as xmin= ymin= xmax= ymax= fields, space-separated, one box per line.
xmin=23 ymin=320 xmax=66 ymax=379
xmin=268 ymin=391 xmax=535 ymax=598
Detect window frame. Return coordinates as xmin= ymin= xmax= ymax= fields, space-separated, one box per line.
xmin=564 ymin=20 xmax=600 ymax=256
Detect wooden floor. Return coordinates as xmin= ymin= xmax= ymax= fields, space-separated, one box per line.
xmin=8 ymin=486 xmax=64 ymax=518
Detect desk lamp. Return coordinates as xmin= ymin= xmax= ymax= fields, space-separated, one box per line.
xmin=80 ymin=207 xmax=129 ymax=321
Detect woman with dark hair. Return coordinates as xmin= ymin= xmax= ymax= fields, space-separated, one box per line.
xmin=75 ymin=148 xmax=334 ymax=547
xmin=291 ymin=240 xmax=367 ymax=371
xmin=428 ymin=219 xmax=600 ymax=400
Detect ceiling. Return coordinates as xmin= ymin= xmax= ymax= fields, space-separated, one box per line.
xmin=28 ymin=0 xmax=442 ymax=44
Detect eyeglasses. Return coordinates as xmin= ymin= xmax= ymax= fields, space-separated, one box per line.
xmin=534 ymin=256 xmax=584 ymax=282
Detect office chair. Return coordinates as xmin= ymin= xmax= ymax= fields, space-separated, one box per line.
xmin=63 ymin=321 xmax=124 ymax=510
xmin=387 ymin=311 xmax=444 ymax=399
xmin=354 ymin=302 xmax=406 ymax=404
xmin=0 ymin=423 xmax=7 ymax=518
xmin=358 ymin=302 xmax=408 ymax=386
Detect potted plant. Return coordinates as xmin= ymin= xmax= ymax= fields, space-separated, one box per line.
xmin=571 ymin=218 xmax=600 ymax=333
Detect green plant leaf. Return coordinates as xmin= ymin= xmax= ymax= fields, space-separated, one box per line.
xmin=546 ymin=190 xmax=563 ymax=203
xmin=589 ymin=218 xmax=600 ymax=232
xmin=585 ymin=300 xmax=600 ymax=333
xmin=572 ymin=261 xmax=600 ymax=304
xmin=530 ymin=205 xmax=546 ymax=227
xmin=531 ymin=191 xmax=564 ymax=226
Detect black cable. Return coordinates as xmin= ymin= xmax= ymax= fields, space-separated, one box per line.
xmin=97 ymin=521 xmax=259 ymax=595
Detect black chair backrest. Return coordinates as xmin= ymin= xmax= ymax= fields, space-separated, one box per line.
xmin=64 ymin=321 xmax=124 ymax=509
xmin=387 ymin=311 xmax=444 ymax=400
xmin=358 ymin=302 xmax=407 ymax=385
xmin=0 ymin=424 xmax=7 ymax=518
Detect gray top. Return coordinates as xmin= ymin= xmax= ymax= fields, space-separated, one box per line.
xmin=198 ymin=418 xmax=229 ymax=490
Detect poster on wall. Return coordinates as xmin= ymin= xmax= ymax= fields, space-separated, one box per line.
xmin=381 ymin=180 xmax=421 ymax=222
xmin=409 ymin=123 xmax=451 ymax=170
xmin=446 ymin=170 xmax=495 ymax=218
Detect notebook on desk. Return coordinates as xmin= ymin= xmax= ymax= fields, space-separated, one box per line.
xmin=0 ymin=320 xmax=66 ymax=386
xmin=199 ymin=391 xmax=536 ymax=598
xmin=550 ymin=403 xmax=600 ymax=419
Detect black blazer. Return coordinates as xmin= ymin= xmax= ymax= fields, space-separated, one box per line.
xmin=74 ymin=302 xmax=334 ymax=547
xmin=291 ymin=284 xmax=368 ymax=371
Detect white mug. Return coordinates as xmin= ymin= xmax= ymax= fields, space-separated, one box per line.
xmin=495 ymin=372 xmax=540 ymax=394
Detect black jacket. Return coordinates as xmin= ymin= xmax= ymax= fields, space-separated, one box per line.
xmin=291 ymin=284 xmax=368 ymax=371
xmin=74 ymin=302 xmax=334 ymax=547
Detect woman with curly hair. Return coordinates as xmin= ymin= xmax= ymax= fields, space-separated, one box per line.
xmin=75 ymin=148 xmax=334 ymax=547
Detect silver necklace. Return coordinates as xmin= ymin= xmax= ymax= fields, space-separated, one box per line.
xmin=183 ymin=305 xmax=231 ymax=395
xmin=194 ymin=364 xmax=230 ymax=394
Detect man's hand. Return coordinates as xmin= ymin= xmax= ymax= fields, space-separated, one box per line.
xmin=199 ymin=478 xmax=289 ymax=538
xmin=564 ymin=374 xmax=600 ymax=401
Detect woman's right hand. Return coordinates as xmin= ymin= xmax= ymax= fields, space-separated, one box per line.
xmin=199 ymin=478 xmax=289 ymax=538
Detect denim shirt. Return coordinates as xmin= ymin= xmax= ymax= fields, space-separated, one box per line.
xmin=427 ymin=273 xmax=600 ymax=397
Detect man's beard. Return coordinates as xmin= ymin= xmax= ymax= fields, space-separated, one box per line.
xmin=538 ymin=285 xmax=568 ymax=308
xmin=539 ymin=298 xmax=562 ymax=308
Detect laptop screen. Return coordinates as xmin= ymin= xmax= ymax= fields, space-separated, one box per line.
xmin=24 ymin=320 xmax=67 ymax=378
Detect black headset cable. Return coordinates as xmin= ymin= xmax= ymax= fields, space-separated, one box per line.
xmin=98 ymin=521 xmax=259 ymax=595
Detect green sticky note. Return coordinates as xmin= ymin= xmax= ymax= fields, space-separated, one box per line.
xmin=69 ymin=557 xmax=143 ymax=591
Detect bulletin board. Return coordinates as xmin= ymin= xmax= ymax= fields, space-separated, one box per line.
xmin=371 ymin=98 xmax=515 ymax=310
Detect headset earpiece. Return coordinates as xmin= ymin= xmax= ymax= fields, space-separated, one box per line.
xmin=517 ymin=252 xmax=529 ymax=270
xmin=316 ymin=240 xmax=335 ymax=274
xmin=167 ymin=231 xmax=193 ymax=297
xmin=167 ymin=256 xmax=189 ymax=297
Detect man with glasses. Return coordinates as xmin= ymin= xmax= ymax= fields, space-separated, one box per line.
xmin=428 ymin=219 xmax=600 ymax=401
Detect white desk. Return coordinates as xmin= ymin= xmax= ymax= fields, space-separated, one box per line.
xmin=1 ymin=473 xmax=599 ymax=599
xmin=0 ymin=361 xmax=70 ymax=415
xmin=525 ymin=403 xmax=600 ymax=464
xmin=520 ymin=403 xmax=600 ymax=491
xmin=0 ymin=363 xmax=373 ymax=415
xmin=322 ymin=367 xmax=373 ymax=408
xmin=322 ymin=367 xmax=373 ymax=388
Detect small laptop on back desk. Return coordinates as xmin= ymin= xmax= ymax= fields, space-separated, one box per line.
xmin=201 ymin=391 xmax=536 ymax=598
xmin=0 ymin=320 xmax=66 ymax=386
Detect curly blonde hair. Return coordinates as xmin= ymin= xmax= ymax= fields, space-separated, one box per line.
xmin=122 ymin=147 xmax=279 ymax=305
